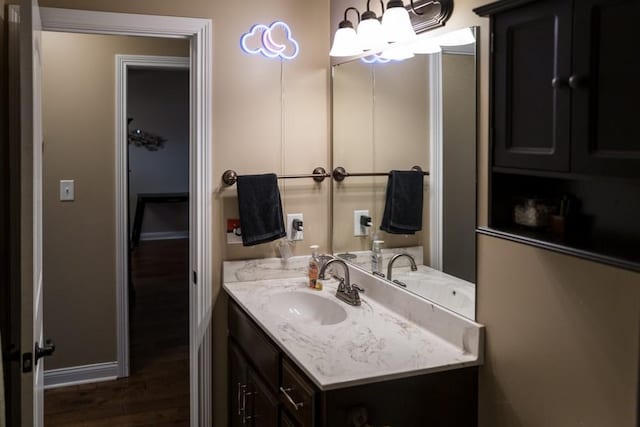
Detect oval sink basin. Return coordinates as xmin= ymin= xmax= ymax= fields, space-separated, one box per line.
xmin=269 ymin=292 xmax=347 ymax=326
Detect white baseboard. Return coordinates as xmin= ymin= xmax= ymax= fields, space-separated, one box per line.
xmin=139 ymin=231 xmax=189 ymax=241
xmin=44 ymin=361 xmax=118 ymax=389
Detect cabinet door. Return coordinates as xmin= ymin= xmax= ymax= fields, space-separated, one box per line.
xmin=247 ymin=368 xmax=278 ymax=427
xmin=493 ymin=0 xmax=572 ymax=171
xmin=571 ymin=0 xmax=640 ymax=177
xmin=229 ymin=343 xmax=249 ymax=427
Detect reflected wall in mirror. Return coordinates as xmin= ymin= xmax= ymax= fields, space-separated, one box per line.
xmin=331 ymin=27 xmax=477 ymax=319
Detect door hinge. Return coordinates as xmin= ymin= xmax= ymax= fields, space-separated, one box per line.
xmin=22 ymin=352 xmax=32 ymax=373
xmin=193 ymin=270 xmax=197 ymax=285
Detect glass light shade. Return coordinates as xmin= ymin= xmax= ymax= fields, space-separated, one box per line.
xmin=330 ymin=27 xmax=361 ymax=57
xmin=380 ymin=43 xmax=414 ymax=61
xmin=357 ymin=18 xmax=387 ymax=52
xmin=381 ymin=6 xmax=416 ymax=43
xmin=412 ymin=37 xmax=442 ymax=54
xmin=437 ymin=28 xmax=476 ymax=46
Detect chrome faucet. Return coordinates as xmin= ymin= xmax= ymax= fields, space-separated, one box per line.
xmin=319 ymin=258 xmax=362 ymax=306
xmin=386 ymin=253 xmax=418 ymax=281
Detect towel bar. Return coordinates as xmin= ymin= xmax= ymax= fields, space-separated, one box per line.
xmin=222 ymin=167 xmax=330 ymax=186
xmin=332 ymin=166 xmax=429 ymax=182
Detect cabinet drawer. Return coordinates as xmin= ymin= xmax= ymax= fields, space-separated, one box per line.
xmin=280 ymin=358 xmax=315 ymax=426
xmin=229 ymin=300 xmax=279 ymax=390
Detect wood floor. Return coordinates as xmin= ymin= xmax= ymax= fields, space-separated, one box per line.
xmin=44 ymin=239 xmax=190 ymax=426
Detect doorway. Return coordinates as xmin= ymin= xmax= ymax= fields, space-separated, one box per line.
xmin=11 ymin=7 xmax=214 ymax=427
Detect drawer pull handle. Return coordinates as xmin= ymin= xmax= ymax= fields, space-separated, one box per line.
xmin=280 ymin=386 xmax=304 ymax=410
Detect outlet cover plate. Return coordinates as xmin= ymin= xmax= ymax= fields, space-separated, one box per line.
xmin=354 ymin=209 xmax=370 ymax=236
xmin=287 ymin=213 xmax=304 ymax=241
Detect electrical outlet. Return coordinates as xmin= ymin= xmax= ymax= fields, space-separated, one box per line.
xmin=354 ymin=210 xmax=370 ymax=236
xmin=287 ymin=213 xmax=304 ymax=241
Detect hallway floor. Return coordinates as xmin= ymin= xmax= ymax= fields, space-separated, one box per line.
xmin=44 ymin=239 xmax=190 ymax=426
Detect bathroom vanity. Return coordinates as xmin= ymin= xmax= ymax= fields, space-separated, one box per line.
xmin=224 ymin=257 xmax=484 ymax=427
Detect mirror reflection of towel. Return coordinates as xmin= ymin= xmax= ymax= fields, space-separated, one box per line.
xmin=380 ymin=170 xmax=424 ymax=234
xmin=236 ymin=173 xmax=286 ymax=246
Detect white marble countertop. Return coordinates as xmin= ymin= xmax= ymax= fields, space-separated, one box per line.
xmin=224 ymin=257 xmax=484 ymax=391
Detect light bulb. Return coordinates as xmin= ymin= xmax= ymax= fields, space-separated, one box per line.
xmin=357 ymin=17 xmax=387 ymax=52
xmin=330 ymin=26 xmax=361 ymax=57
xmin=381 ymin=1 xmax=416 ymax=43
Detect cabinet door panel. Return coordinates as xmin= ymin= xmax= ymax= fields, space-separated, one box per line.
xmin=248 ymin=368 xmax=278 ymax=427
xmin=229 ymin=343 xmax=249 ymax=427
xmin=493 ymin=0 xmax=572 ymax=171
xmin=572 ymin=0 xmax=640 ymax=177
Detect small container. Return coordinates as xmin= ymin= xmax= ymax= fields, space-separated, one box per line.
xmin=549 ymin=214 xmax=566 ymax=235
xmin=371 ymin=240 xmax=384 ymax=274
xmin=514 ymin=198 xmax=554 ymax=228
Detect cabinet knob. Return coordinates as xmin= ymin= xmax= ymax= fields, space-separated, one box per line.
xmin=569 ymin=74 xmax=588 ymax=89
xmin=551 ymin=76 xmax=568 ymax=89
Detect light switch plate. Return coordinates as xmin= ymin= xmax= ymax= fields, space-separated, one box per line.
xmin=59 ymin=180 xmax=74 ymax=201
xmin=354 ymin=209 xmax=370 ymax=236
xmin=287 ymin=213 xmax=304 ymax=241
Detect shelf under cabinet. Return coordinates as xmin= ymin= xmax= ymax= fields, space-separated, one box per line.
xmin=477 ymin=226 xmax=640 ymax=273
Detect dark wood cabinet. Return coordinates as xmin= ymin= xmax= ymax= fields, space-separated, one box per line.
xmin=492 ymin=0 xmax=572 ymax=172
xmin=476 ymin=0 xmax=640 ymax=272
xmin=570 ymin=0 xmax=640 ymax=176
xmin=488 ymin=0 xmax=640 ymax=178
xmin=227 ymin=298 xmax=478 ymax=427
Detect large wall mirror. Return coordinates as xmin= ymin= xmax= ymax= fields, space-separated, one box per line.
xmin=331 ymin=27 xmax=478 ymax=319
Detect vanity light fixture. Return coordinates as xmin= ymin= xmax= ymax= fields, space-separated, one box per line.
xmin=411 ymin=36 xmax=441 ymax=54
xmin=436 ymin=27 xmax=476 ymax=46
xmin=357 ymin=0 xmax=388 ymax=52
xmin=382 ymin=0 xmax=417 ymax=43
xmin=330 ymin=7 xmax=362 ymax=57
xmin=380 ymin=43 xmax=415 ymax=60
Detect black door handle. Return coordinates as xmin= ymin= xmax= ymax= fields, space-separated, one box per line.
xmin=35 ymin=340 xmax=56 ymax=365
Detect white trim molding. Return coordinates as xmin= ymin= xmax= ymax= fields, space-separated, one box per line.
xmin=44 ymin=362 xmax=118 ymax=390
xmin=429 ymin=53 xmax=443 ymax=270
xmin=40 ymin=9 xmax=213 ymax=427
xmin=115 ymin=54 xmax=189 ymax=381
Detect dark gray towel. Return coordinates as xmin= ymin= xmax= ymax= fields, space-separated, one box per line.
xmin=236 ymin=174 xmax=286 ymax=246
xmin=380 ymin=170 xmax=424 ymax=234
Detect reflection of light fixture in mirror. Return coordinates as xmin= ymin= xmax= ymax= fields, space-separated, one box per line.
xmin=436 ymin=27 xmax=475 ymax=46
xmin=361 ymin=54 xmax=391 ymax=64
xmin=411 ymin=36 xmax=441 ymax=54
xmin=380 ymin=43 xmax=415 ymax=60
xmin=330 ymin=7 xmax=362 ymax=57
xmin=382 ymin=0 xmax=417 ymax=43
xmin=357 ymin=0 xmax=387 ymax=52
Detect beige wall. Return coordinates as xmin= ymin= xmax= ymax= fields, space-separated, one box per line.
xmin=42 ymin=33 xmax=190 ymax=370
xmin=39 ymin=1 xmax=329 ymax=425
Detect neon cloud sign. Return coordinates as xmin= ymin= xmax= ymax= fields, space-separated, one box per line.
xmin=361 ymin=54 xmax=391 ymax=64
xmin=240 ymin=21 xmax=300 ymax=60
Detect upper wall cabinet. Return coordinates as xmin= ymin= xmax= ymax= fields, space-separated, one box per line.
xmin=480 ymin=0 xmax=640 ymax=177
xmin=476 ymin=0 xmax=640 ymax=272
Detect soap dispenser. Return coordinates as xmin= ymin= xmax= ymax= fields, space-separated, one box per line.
xmin=308 ymin=245 xmax=320 ymax=289
xmin=371 ymin=240 xmax=384 ymax=275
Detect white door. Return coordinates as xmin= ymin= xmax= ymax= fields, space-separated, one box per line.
xmin=15 ymin=0 xmax=48 ymax=426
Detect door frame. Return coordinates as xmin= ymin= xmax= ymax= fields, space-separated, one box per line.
xmin=39 ymin=8 xmax=213 ymax=426
xmin=115 ymin=54 xmax=190 ymax=379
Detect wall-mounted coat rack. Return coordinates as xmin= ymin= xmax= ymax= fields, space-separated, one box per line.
xmin=332 ymin=166 xmax=429 ymax=182
xmin=222 ymin=167 xmax=330 ymax=186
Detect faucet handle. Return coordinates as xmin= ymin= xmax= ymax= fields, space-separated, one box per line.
xmin=352 ymin=284 xmax=364 ymax=293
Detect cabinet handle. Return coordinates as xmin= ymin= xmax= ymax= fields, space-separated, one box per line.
xmin=280 ymin=386 xmax=304 ymax=411
xmin=551 ymin=76 xmax=568 ymax=89
xmin=569 ymin=74 xmax=588 ymax=89
xmin=237 ymin=383 xmax=244 ymax=416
